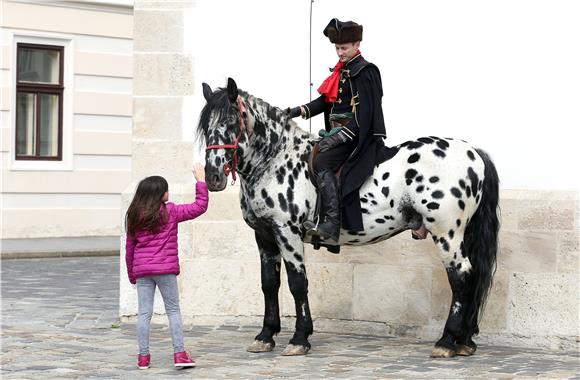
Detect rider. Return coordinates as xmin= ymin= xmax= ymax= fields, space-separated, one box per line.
xmin=286 ymin=18 xmax=387 ymax=243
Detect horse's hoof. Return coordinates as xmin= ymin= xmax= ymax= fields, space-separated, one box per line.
xmin=247 ymin=340 xmax=274 ymax=353
xmin=430 ymin=346 xmax=456 ymax=358
xmin=280 ymin=344 xmax=310 ymax=356
xmin=456 ymin=344 xmax=476 ymax=356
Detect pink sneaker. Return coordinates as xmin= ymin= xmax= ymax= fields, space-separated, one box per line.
xmin=137 ymin=354 xmax=150 ymax=369
xmin=174 ymin=351 xmax=196 ymax=368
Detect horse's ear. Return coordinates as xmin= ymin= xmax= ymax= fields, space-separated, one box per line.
xmin=202 ymin=82 xmax=213 ymax=102
xmin=227 ymin=77 xmax=238 ymax=103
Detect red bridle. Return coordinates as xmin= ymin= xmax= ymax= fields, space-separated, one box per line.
xmin=205 ymin=96 xmax=251 ymax=183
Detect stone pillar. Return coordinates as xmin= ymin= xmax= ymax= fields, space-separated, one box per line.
xmin=119 ymin=0 xmax=195 ymax=317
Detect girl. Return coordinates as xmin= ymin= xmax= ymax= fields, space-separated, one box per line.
xmin=125 ymin=163 xmax=208 ymax=370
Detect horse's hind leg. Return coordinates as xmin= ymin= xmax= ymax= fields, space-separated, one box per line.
xmin=430 ymin=230 xmax=475 ymax=358
xmin=247 ymin=230 xmax=281 ymax=353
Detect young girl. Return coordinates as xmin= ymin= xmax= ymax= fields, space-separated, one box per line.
xmin=125 ymin=163 xmax=208 ymax=370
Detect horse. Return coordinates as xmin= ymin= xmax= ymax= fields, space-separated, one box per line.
xmin=198 ymin=78 xmax=500 ymax=358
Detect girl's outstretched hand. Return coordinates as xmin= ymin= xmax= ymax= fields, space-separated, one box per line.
xmin=193 ymin=162 xmax=206 ymax=182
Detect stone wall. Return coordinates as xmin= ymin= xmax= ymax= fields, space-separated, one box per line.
xmin=120 ymin=186 xmax=579 ymax=350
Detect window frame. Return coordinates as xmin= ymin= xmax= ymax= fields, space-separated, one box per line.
xmin=15 ymin=43 xmax=64 ymax=161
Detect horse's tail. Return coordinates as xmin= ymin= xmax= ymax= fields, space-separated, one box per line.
xmin=463 ymin=148 xmax=500 ymax=336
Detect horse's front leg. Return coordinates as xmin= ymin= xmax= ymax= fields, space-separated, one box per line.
xmin=247 ymin=230 xmax=281 ymax=353
xmin=278 ymin=229 xmax=313 ymax=356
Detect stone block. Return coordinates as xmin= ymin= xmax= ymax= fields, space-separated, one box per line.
xmin=186 ymin=220 xmax=257 ymax=261
xmin=280 ymin=262 xmax=354 ymax=320
xmin=194 ymin=186 xmax=243 ymax=222
xmin=557 ymin=231 xmax=580 ymax=274
xmin=134 ymin=10 xmax=184 ymax=52
xmin=499 ymin=196 xmax=518 ymax=230
xmin=518 ymin=197 xmax=577 ymax=231
xmin=498 ymin=230 xmax=558 ymax=273
xmin=133 ymin=97 xmax=183 ymax=140
xmin=479 ymin=270 xmax=509 ymax=331
xmin=353 ymin=265 xmax=431 ymax=325
xmin=508 ymin=272 xmax=579 ymax=336
xmin=177 ymin=259 xmax=263 ymax=316
xmin=132 ymin=140 xmax=195 ymax=183
xmin=134 ymin=53 xmax=193 ymax=96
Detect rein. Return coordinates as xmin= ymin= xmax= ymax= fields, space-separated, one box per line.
xmin=205 ymin=96 xmax=251 ymax=183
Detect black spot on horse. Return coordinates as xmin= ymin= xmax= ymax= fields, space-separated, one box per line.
xmin=361 ymin=208 xmax=369 ymax=214
xmin=429 ymin=176 xmax=439 ymax=183
xmin=293 ymin=253 xmax=303 ymax=262
xmin=450 ymin=187 xmax=462 ymax=198
xmin=408 ymin=153 xmax=420 ymax=163
xmin=361 ymin=198 xmax=368 ymax=203
xmin=416 ymin=185 xmax=424 ymax=193
xmin=456 ymin=219 xmax=461 ymax=227
xmin=405 ymin=169 xmax=418 ymax=179
xmin=276 ymin=172 xmax=284 ymax=184
xmin=375 ymin=218 xmax=385 ymax=224
xmin=427 ymin=202 xmax=440 ymax=210
xmin=436 ymin=140 xmax=450 ymax=150
xmin=382 ymin=172 xmax=390 ymax=181
xmin=290 ymin=225 xmax=300 ymax=235
xmin=278 ymin=193 xmax=288 ymax=212
xmin=406 ymin=141 xmax=424 ymax=150
xmin=261 ymin=189 xmax=268 ymax=199
xmin=421 ymin=199 xmax=427 ymax=204
xmin=389 ymin=199 xmax=394 ymax=208
xmin=374 ymin=179 xmax=379 ymax=186
xmin=467 ymin=150 xmax=476 ymax=161
xmin=418 ymin=137 xmax=435 ymax=144
xmin=416 ymin=175 xmax=423 ymax=182
xmin=439 ymin=237 xmax=450 ymax=251
xmin=288 ymin=175 xmax=295 ymax=189
xmin=459 ymin=179 xmax=466 ymax=189
xmin=381 ymin=187 xmax=390 ymax=198
xmin=286 ymin=161 xmax=293 ymax=170
xmin=426 ymin=217 xmax=435 ymax=223
xmin=433 ymin=149 xmax=446 ymax=158
xmin=371 ymin=200 xmax=377 ymax=206
xmin=432 ymin=190 xmax=444 ymax=199
xmin=265 ymin=197 xmax=274 ymax=208
xmin=465 ymin=185 xmax=472 ymax=198
xmin=253 ymin=120 xmax=267 ymax=137
xmin=467 ymin=167 xmax=479 ymax=199
xmin=270 ymin=131 xmax=279 ymax=145
xmin=448 ymin=229 xmax=454 ymax=239
xmin=458 ymin=200 xmax=465 ymax=210
xmin=266 ymin=107 xmax=279 ymax=122
xmin=368 ymin=193 xmax=375 ymax=199
xmin=406 ymin=179 xmax=413 ymax=186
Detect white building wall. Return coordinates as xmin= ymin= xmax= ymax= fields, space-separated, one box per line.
xmin=0 ymin=0 xmax=133 ymax=238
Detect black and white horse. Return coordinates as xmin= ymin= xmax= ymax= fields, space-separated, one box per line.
xmin=198 ymin=78 xmax=500 ymax=358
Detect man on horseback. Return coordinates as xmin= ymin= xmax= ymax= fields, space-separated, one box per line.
xmin=286 ymin=18 xmax=387 ymax=243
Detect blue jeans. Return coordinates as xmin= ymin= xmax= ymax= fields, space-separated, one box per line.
xmin=136 ymin=274 xmax=184 ymax=355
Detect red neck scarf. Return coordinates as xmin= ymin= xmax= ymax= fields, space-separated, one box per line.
xmin=317 ymin=50 xmax=361 ymax=103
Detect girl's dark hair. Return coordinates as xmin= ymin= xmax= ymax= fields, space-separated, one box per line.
xmin=126 ymin=176 xmax=169 ymax=236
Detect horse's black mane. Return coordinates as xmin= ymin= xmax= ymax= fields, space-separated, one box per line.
xmin=196 ymin=87 xmax=250 ymax=147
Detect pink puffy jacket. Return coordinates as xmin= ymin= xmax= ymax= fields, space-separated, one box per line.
xmin=125 ymin=182 xmax=209 ymax=284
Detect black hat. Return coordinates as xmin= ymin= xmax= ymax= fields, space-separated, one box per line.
xmin=323 ymin=18 xmax=363 ymax=44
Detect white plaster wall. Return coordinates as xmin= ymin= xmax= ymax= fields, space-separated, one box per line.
xmin=185 ymin=0 xmax=580 ymax=191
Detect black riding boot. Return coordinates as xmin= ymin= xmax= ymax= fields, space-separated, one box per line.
xmin=313 ymin=170 xmax=341 ymax=242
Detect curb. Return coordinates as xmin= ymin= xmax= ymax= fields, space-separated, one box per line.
xmin=1 ymin=250 xmax=119 ymax=260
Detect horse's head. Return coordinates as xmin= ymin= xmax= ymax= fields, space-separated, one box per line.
xmin=198 ymin=78 xmax=252 ymax=191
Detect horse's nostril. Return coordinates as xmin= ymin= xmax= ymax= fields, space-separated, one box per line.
xmin=212 ymin=175 xmax=220 ymax=183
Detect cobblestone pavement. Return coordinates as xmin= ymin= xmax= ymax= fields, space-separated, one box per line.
xmin=2 ymin=257 xmax=579 ymax=379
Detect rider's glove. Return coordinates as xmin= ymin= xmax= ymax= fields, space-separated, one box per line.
xmin=318 ymin=128 xmax=350 ymax=152
xmin=284 ymin=106 xmax=302 ymax=119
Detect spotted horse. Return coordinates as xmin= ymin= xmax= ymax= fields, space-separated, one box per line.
xmin=198 ymin=78 xmax=500 ymax=358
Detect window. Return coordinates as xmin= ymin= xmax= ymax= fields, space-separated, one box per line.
xmin=15 ymin=43 xmax=64 ymax=160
